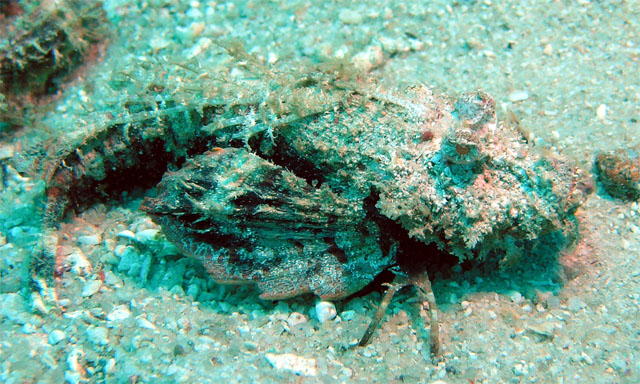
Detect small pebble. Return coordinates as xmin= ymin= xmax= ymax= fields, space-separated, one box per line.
xmin=67 ymin=248 xmax=92 ymax=276
xmin=361 ymin=345 xmax=377 ymax=358
xmin=508 ymin=90 xmax=529 ymax=102
xmin=287 ymin=312 xmax=308 ymax=327
xmin=86 ymin=326 xmax=109 ymax=345
xmin=117 ymin=230 xmax=136 ymax=240
xmin=103 ymin=358 xmax=116 ymax=374
xmin=341 ymin=310 xmax=356 ymax=321
xmin=30 ymin=292 xmax=49 ymax=315
xmin=66 ymin=348 xmax=85 ymax=382
xmin=244 ymin=341 xmax=258 ymax=350
xmin=107 ymin=305 xmax=131 ymax=322
xmin=596 ymin=104 xmax=607 ymax=121
xmin=513 ymin=362 xmax=529 ymax=376
xmin=0 ymin=144 xmax=14 ymax=160
xmin=338 ymin=9 xmax=363 ymax=25
xmin=315 ymin=301 xmax=337 ymax=323
xmin=352 ymin=45 xmax=384 ymax=72
xmin=57 ymin=299 xmax=72 ymax=308
xmin=136 ymin=228 xmax=159 ymax=243
xmin=81 ymin=279 xmax=102 ymax=297
xmin=77 ymin=234 xmax=100 ymax=246
xmin=49 ymin=329 xmax=66 ymax=345
xmin=137 ymin=317 xmax=157 ymax=330
xmin=149 ymin=36 xmax=171 ymax=50
xmin=526 ymin=322 xmax=555 ymax=339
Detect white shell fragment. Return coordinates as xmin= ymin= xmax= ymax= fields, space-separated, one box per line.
xmin=265 ymin=353 xmax=317 ymax=377
xmin=596 ymin=104 xmax=607 ymax=121
xmin=116 ymin=230 xmax=136 ymax=240
xmin=315 ymin=301 xmax=337 ymax=323
xmin=507 ymin=90 xmax=529 ymax=102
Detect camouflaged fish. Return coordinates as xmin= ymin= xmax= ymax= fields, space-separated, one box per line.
xmin=25 ymin=64 xmax=590 ymax=308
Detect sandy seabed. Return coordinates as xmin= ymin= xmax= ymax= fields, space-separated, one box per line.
xmin=0 ymin=1 xmax=639 ymax=383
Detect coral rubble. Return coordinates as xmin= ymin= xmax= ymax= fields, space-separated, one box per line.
xmin=595 ymin=148 xmax=640 ymax=201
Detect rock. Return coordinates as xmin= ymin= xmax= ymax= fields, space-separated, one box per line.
xmin=509 ymin=291 xmax=523 ymax=304
xmin=81 ymin=279 xmax=102 ymax=297
xmin=137 ymin=317 xmax=157 ymax=330
xmin=0 ymin=293 xmax=28 ymax=324
xmin=340 ymin=310 xmax=356 ymax=321
xmin=48 ymin=329 xmax=66 ymax=345
xmin=526 ymin=321 xmax=555 ymax=339
xmin=67 ymin=248 xmax=92 ymax=276
xmin=86 ymin=325 xmax=109 ymax=345
xmin=287 ymin=312 xmax=308 ymax=328
xmin=595 ymin=149 xmax=640 ymax=201
xmin=135 ymin=228 xmax=159 ymax=243
xmin=22 ymin=323 xmax=37 ymax=334
xmin=77 ymin=234 xmax=100 ymax=245
xmin=30 ymin=292 xmax=49 ymax=315
xmin=66 ymin=347 xmax=86 ymax=384
xmin=265 ymin=353 xmax=317 ymax=377
xmin=338 ymin=9 xmax=363 ymax=25
xmin=103 ymin=358 xmax=116 ymax=374
xmin=315 ymin=301 xmax=337 ymax=323
xmin=581 ymin=352 xmax=594 ymax=365
xmin=352 ymin=45 xmax=384 ymax=73
xmin=107 ymin=305 xmax=131 ymax=322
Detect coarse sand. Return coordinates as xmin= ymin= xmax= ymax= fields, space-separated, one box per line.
xmin=0 ymin=1 xmax=638 ymax=383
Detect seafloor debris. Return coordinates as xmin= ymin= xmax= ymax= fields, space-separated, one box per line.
xmin=0 ymin=0 xmax=108 ymax=125
xmin=18 ymin=55 xmax=591 ymax=354
xmin=595 ymin=148 xmax=640 ymax=201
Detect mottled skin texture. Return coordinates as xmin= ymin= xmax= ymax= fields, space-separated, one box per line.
xmin=141 ymin=148 xmax=393 ymax=299
xmin=22 ymin=69 xmax=590 ymax=301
